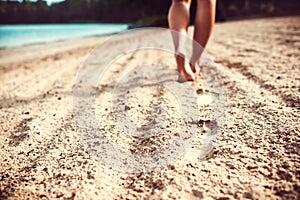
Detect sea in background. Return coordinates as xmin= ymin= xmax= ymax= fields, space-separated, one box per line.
xmin=0 ymin=24 xmax=129 ymax=48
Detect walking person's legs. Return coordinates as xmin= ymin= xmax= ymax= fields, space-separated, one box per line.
xmin=168 ymin=0 xmax=195 ymax=81
xmin=190 ymin=0 xmax=216 ymax=73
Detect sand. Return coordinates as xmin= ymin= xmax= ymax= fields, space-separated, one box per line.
xmin=0 ymin=16 xmax=299 ymax=199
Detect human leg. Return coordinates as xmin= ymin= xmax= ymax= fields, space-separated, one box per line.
xmin=190 ymin=0 xmax=216 ymax=73
xmin=168 ymin=0 xmax=195 ymax=81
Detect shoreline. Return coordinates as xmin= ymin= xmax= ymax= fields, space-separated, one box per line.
xmin=0 ymin=31 xmax=122 ymax=50
xmin=0 ymin=23 xmax=129 ymax=49
xmin=0 ymin=35 xmax=109 ymax=70
xmin=2 ymin=13 xmax=300 ymax=50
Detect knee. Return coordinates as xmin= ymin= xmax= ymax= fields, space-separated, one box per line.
xmin=172 ymin=0 xmax=191 ymax=6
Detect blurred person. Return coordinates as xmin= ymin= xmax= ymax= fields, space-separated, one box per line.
xmin=168 ymin=0 xmax=216 ymax=81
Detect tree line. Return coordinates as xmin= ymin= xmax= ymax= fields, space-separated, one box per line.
xmin=0 ymin=0 xmax=299 ymax=25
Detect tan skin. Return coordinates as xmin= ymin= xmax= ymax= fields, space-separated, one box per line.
xmin=168 ymin=0 xmax=216 ymax=81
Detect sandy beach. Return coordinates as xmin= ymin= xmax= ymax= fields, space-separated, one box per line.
xmin=0 ymin=16 xmax=299 ymax=199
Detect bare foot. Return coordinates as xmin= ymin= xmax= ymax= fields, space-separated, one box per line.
xmin=189 ymin=62 xmax=197 ymax=73
xmin=175 ymin=54 xmax=196 ymax=82
xmin=190 ymin=58 xmax=202 ymax=74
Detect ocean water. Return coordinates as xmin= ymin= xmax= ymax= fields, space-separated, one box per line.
xmin=0 ymin=24 xmax=128 ymax=48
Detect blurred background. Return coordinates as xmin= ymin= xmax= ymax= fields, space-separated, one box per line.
xmin=0 ymin=0 xmax=299 ymax=48
xmin=0 ymin=0 xmax=299 ymax=26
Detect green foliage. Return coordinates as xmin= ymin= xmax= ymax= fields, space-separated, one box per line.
xmin=135 ymin=15 xmax=168 ymax=27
